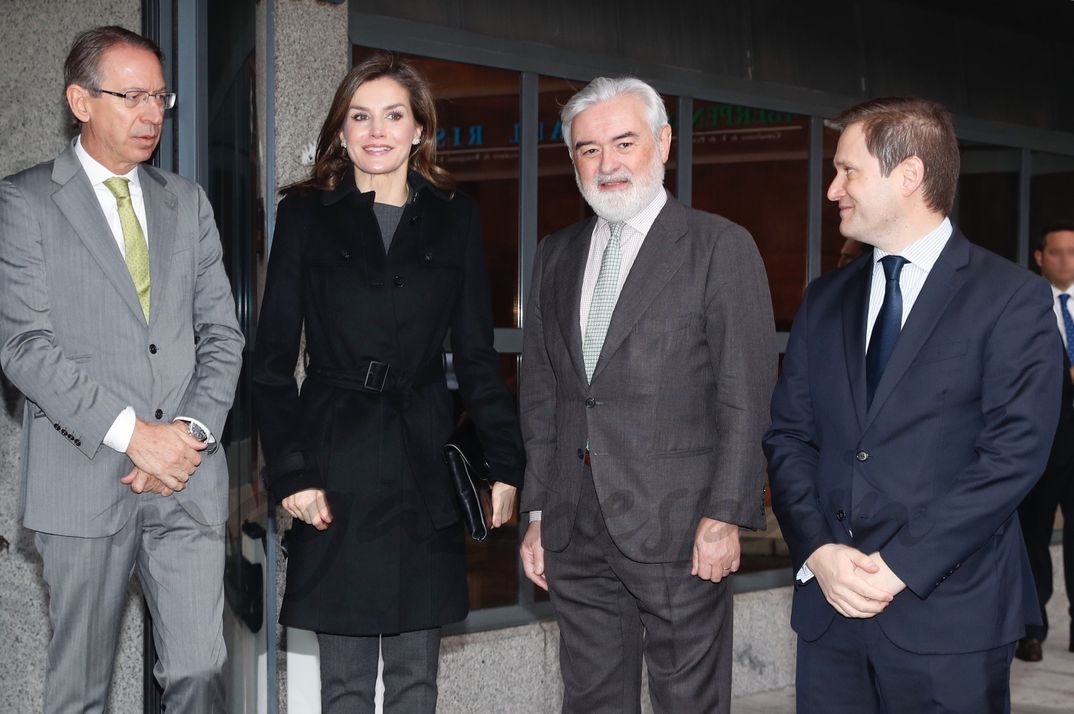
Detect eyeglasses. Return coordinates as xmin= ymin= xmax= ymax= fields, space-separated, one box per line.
xmin=93 ymin=88 xmax=177 ymax=110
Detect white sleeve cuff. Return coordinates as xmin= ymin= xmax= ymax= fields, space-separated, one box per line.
xmin=104 ymin=406 xmax=136 ymax=453
xmin=796 ymin=563 xmax=815 ymax=584
xmin=528 ymin=510 xmax=542 ymax=522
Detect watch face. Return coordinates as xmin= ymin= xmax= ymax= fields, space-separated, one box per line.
xmin=187 ymin=421 xmax=208 ymax=443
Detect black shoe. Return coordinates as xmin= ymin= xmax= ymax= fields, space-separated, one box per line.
xmin=1015 ymin=637 xmax=1043 ymax=662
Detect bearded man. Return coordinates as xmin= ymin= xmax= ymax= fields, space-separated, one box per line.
xmin=517 ymin=76 xmax=776 ymax=714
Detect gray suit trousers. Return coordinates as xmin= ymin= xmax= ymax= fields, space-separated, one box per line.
xmin=544 ymin=465 xmax=733 ymax=714
xmin=35 ymin=495 xmax=226 ymax=713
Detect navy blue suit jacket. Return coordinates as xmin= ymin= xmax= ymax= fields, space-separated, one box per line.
xmin=765 ymin=228 xmax=1064 ymax=654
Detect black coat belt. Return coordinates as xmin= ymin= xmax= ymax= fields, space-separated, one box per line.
xmin=307 ymin=360 xmax=443 ymax=395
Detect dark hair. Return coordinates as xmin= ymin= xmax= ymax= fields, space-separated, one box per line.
xmin=1038 ymin=220 xmax=1074 ymax=251
xmin=833 ymin=97 xmax=960 ymax=215
xmin=64 ymin=26 xmax=164 ymax=128
xmin=284 ymin=53 xmax=453 ymax=195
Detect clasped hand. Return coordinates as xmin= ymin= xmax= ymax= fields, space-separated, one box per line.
xmin=121 ymin=420 xmax=207 ymax=495
xmin=807 ymin=544 xmax=905 ymax=618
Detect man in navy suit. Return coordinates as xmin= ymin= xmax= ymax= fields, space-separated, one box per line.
xmin=764 ymin=97 xmax=1063 ymax=713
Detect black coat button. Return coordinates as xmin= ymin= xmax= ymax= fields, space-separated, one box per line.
xmin=585 ymin=397 xmax=596 ymax=408
xmin=577 ymin=448 xmax=585 ymax=460
xmin=423 ymin=251 xmax=433 ymax=262
xmin=74 ymin=439 xmax=81 ymax=447
xmin=149 ymin=344 xmax=157 ymax=354
xmin=393 ymin=276 xmax=404 ymax=287
xmin=340 ymin=249 xmax=351 ymax=260
xmin=54 ymin=423 xmax=60 ymax=431
xmin=154 ymin=408 xmax=164 ymax=420
xmin=61 ymin=428 xmax=67 ymax=436
xmin=855 ymin=450 xmax=868 ymax=462
xmin=836 ymin=510 xmax=846 ymax=521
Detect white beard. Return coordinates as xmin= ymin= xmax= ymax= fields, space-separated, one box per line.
xmin=576 ymin=156 xmax=666 ymax=223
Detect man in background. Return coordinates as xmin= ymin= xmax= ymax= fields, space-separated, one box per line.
xmin=1016 ymin=221 xmax=1074 ymax=662
xmin=0 ymin=26 xmax=243 ymax=711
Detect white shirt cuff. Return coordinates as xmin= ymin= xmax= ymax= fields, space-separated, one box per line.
xmin=104 ymin=406 xmax=136 ymax=453
xmin=796 ymin=563 xmax=815 ymax=584
xmin=528 ymin=510 xmax=542 ymax=522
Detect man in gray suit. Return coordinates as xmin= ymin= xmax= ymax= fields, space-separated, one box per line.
xmin=519 ymin=76 xmax=775 ymax=713
xmin=0 ymin=26 xmax=243 ymax=711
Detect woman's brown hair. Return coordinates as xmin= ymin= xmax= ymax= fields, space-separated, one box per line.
xmin=284 ymin=53 xmax=453 ymax=195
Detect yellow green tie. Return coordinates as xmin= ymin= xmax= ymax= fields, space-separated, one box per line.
xmin=103 ymin=177 xmax=151 ymax=322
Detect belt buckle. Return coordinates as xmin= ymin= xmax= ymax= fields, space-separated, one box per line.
xmin=363 ymin=361 xmax=389 ymax=392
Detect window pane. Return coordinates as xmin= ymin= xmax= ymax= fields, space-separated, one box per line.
xmin=691 ymin=100 xmax=810 ymax=330
xmin=1030 ymin=151 xmax=1074 ymax=269
xmin=957 ymin=144 xmax=1020 ymax=262
xmin=354 ymin=48 xmax=521 ymax=327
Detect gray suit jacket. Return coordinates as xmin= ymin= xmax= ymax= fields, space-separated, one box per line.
xmin=520 ymin=195 xmax=776 ymax=563
xmin=0 ymin=144 xmax=244 ymax=536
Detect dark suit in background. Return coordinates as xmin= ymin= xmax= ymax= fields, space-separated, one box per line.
xmin=1016 ymin=223 xmax=1074 ymax=660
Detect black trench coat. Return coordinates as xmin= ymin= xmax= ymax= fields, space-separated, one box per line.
xmin=253 ymin=172 xmax=524 ymax=635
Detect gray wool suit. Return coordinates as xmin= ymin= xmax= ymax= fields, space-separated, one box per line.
xmin=520 ymin=194 xmax=776 ymax=712
xmin=0 ymin=142 xmax=244 ymax=711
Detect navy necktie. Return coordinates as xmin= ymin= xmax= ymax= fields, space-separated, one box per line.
xmin=866 ymin=255 xmax=908 ymax=406
xmin=1060 ymin=293 xmax=1074 ymax=366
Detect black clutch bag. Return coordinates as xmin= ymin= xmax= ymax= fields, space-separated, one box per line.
xmin=443 ymin=442 xmax=493 ymax=542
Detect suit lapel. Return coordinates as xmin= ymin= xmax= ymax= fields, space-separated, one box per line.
xmin=842 ymin=257 xmax=871 ymax=428
xmin=590 ymin=198 xmax=687 ymax=383
xmin=50 ymin=148 xmax=146 ymax=323
xmin=864 ymin=232 xmax=970 ymax=425
xmin=553 ymin=217 xmax=595 ymax=385
xmin=139 ymin=165 xmax=178 ymax=327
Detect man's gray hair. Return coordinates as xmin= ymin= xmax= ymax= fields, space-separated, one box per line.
xmin=560 ymin=76 xmax=668 ymax=152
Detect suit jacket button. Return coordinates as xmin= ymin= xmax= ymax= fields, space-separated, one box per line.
xmin=577 ymin=448 xmax=585 ymax=459
xmin=154 ymin=408 xmax=164 ymax=420
xmin=149 ymin=344 xmax=157 ymax=354
xmin=855 ymin=450 xmax=869 ymax=462
xmin=585 ymin=397 xmax=596 ymax=408
xmin=61 ymin=428 xmax=67 ymax=436
xmin=836 ymin=510 xmax=846 ymax=521
xmin=423 ymin=251 xmax=433 ymax=262
xmin=74 ymin=439 xmax=81 ymax=447
xmin=54 ymin=423 xmax=60 ymax=431
xmin=393 ymin=276 xmax=404 ymax=287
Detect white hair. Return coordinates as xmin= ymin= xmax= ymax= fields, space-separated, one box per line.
xmin=560 ymin=76 xmax=669 ymax=152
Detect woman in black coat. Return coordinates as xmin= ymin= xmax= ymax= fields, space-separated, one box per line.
xmin=252 ymin=54 xmax=524 ymax=713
